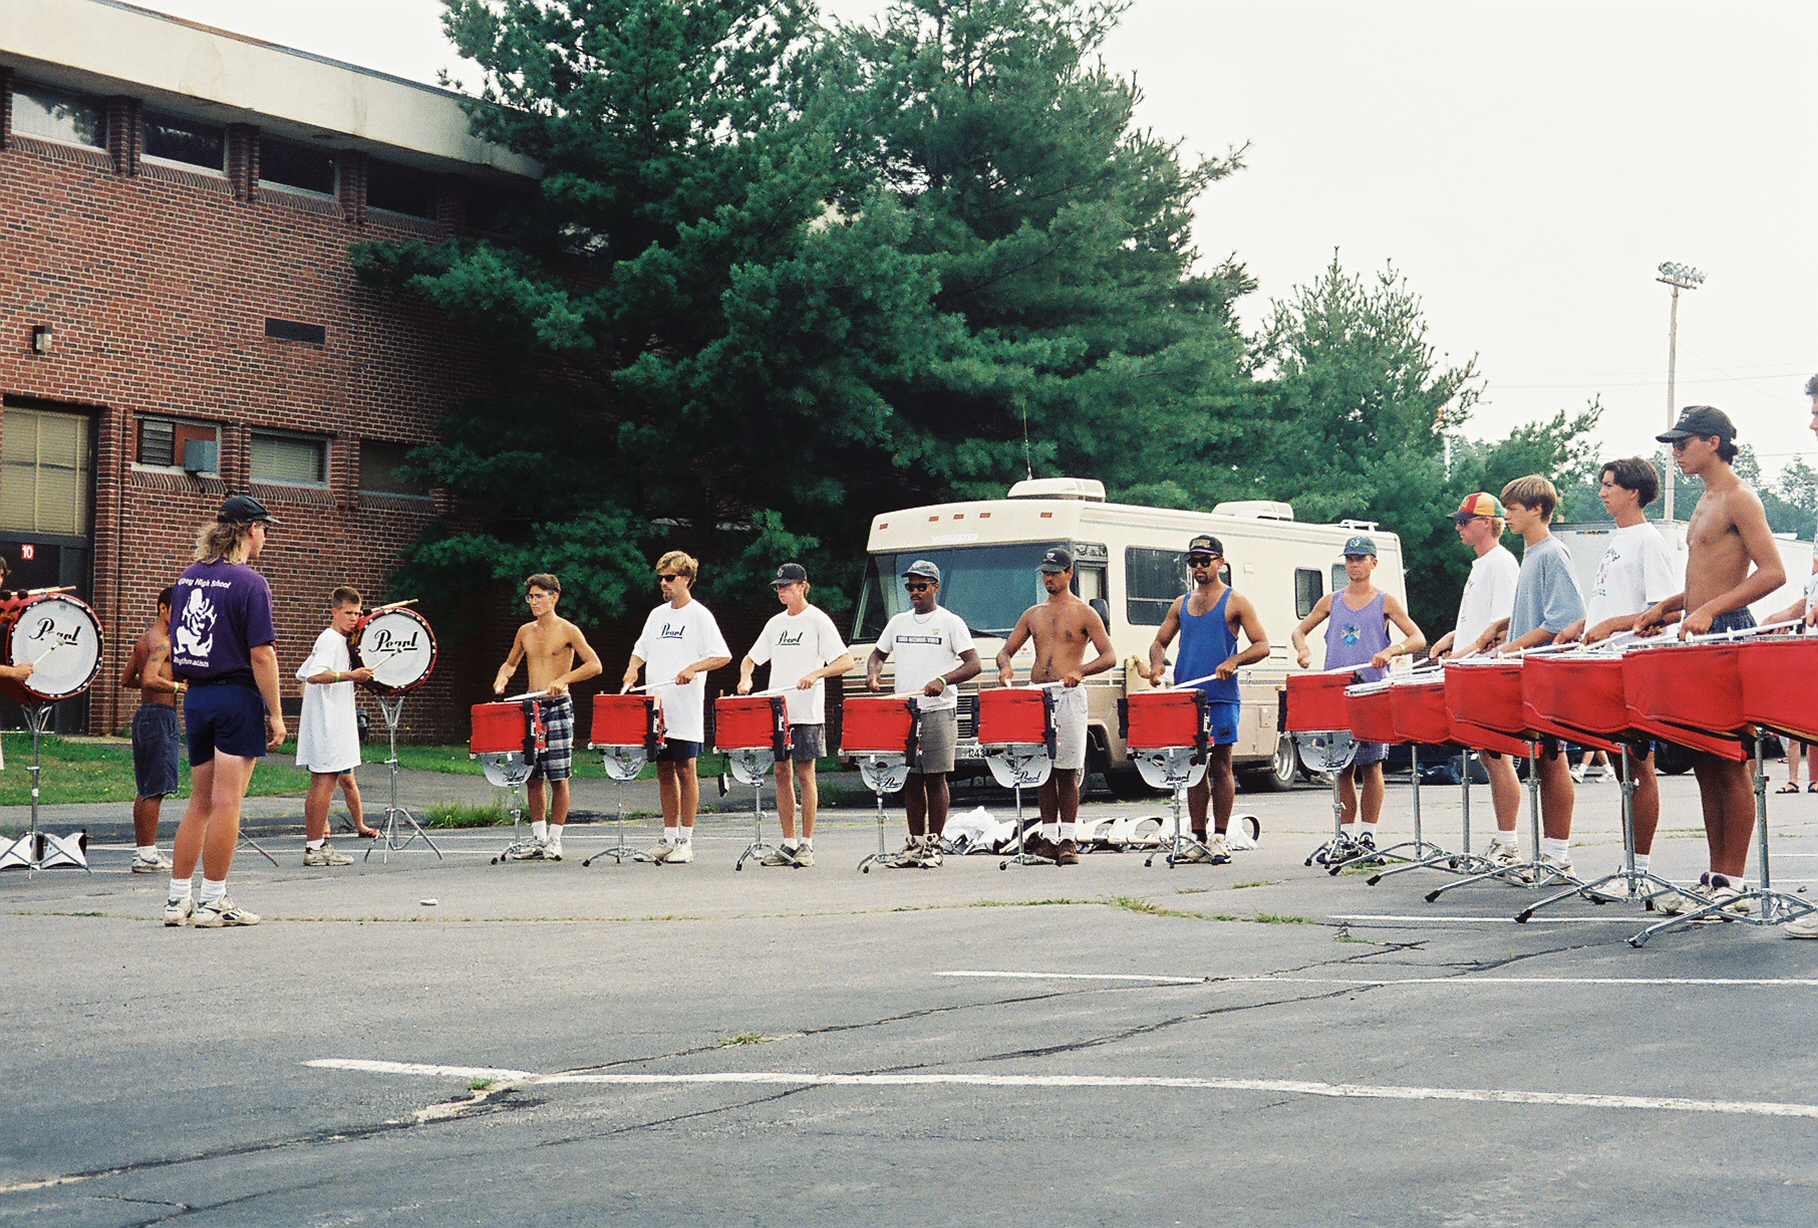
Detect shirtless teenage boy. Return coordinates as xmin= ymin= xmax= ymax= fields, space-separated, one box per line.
xmin=1139 ymin=534 xmax=1271 ymax=863
xmin=121 ymin=586 xmax=183 ymax=873
xmin=492 ymin=573 xmax=604 ymax=861
xmin=1635 ymin=407 xmax=1787 ymax=912
xmin=995 ymin=547 xmax=1115 ymax=865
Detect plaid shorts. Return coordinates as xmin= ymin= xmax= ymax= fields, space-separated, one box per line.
xmin=530 ymin=695 xmax=574 ymax=782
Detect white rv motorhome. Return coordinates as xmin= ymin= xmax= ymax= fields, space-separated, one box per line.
xmin=843 ymin=478 xmax=1407 ymax=794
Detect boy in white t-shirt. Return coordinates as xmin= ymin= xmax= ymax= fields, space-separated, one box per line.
xmin=1554 ymin=458 xmax=1680 ymax=879
xmin=295 ymin=586 xmax=377 ymax=866
xmin=738 ymin=563 xmax=855 ymax=868
xmin=1427 ymin=492 xmax=1523 ymax=860
xmin=623 ymin=551 xmax=732 ymax=864
xmin=866 ymin=560 xmax=982 ymax=868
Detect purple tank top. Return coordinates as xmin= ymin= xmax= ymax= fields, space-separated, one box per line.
xmin=1324 ymin=589 xmax=1390 ymax=682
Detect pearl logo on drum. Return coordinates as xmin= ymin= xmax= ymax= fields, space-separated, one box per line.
xmin=26 ymin=617 xmax=82 ymax=647
xmin=369 ymin=628 xmax=418 ymax=657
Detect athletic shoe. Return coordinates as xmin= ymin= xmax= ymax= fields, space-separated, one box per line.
xmin=760 ymin=846 xmax=798 ymax=867
xmin=791 ymin=845 xmax=816 ymax=868
xmin=888 ymin=838 xmax=924 ymax=869
xmin=1484 ymin=839 xmax=1522 ymax=869
xmin=502 ymin=840 xmax=548 ymax=862
xmin=664 ymin=841 xmax=694 ymax=864
xmin=303 ymin=845 xmax=353 ymax=867
xmin=130 ymin=851 xmax=167 ymax=874
xmin=545 ymin=843 xmax=564 ymax=862
xmin=1698 ymin=884 xmax=1752 ymax=921
xmin=1315 ymin=836 xmax=1356 ymax=866
xmin=1569 ymin=765 xmax=1587 ymax=783
xmin=193 ymin=895 xmax=260 ymax=928
xmin=1596 ymin=766 xmax=1617 ymax=782
xmin=1054 ymin=838 xmax=1080 ymax=866
xmin=1023 ymin=832 xmax=1058 ymax=860
xmin=1784 ymin=910 xmax=1818 ymax=939
xmin=1520 ymin=853 xmax=1573 ymax=885
xmin=647 ymin=841 xmax=675 ymax=864
xmin=163 ymin=896 xmax=194 ymax=927
xmin=1207 ymin=833 xmax=1232 ymax=865
xmin=918 ymin=836 xmax=943 ymax=868
xmin=1172 ymin=839 xmax=1211 ymax=864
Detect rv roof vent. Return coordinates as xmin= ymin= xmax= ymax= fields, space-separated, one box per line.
xmin=1339 ymin=519 xmax=1380 ymax=532
xmin=1007 ymin=477 xmax=1106 ymax=502
xmin=1212 ymin=500 xmax=1295 ymax=521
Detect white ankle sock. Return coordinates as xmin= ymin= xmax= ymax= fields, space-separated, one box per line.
xmin=800 ymin=837 xmax=812 ymax=849
xmin=168 ymin=877 xmax=191 ymax=901
xmin=663 ymin=826 xmax=679 ymax=845
xmin=1058 ymin=822 xmax=1076 ymax=842
xmin=1041 ymin=823 xmax=1060 ymax=842
xmin=138 ymin=845 xmax=157 ymax=860
xmin=1632 ymin=853 xmax=1651 ymax=873
xmin=307 ymin=838 xmax=325 ymax=850
xmin=548 ymin=825 xmax=563 ymax=846
xmin=783 ymin=837 xmax=798 ymax=850
xmin=531 ymin=820 xmax=548 ymax=842
xmin=1542 ymin=837 xmax=1570 ymax=860
xmin=199 ymin=878 xmax=226 ymax=906
xmin=677 ymin=827 xmax=693 ymax=844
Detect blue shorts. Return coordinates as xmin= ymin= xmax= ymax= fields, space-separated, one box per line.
xmin=1351 ymin=741 xmax=1387 ymax=767
xmin=1206 ymin=700 xmax=1240 ymax=747
xmin=655 ymin=738 xmax=701 ymax=763
xmin=788 ymin=724 xmax=825 ymax=763
xmin=184 ymin=685 xmax=267 ymax=763
xmin=131 ymin=703 xmax=181 ymax=798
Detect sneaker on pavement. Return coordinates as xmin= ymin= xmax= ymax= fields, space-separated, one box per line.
xmin=1172 ymin=839 xmax=1211 ymax=864
xmin=303 ymin=845 xmax=353 ymax=867
xmin=1484 ymin=839 xmax=1522 ymax=869
xmin=131 ymin=851 xmax=168 ymax=874
xmin=1519 ymin=853 xmax=1574 ymax=885
xmin=665 ymin=841 xmax=694 ymax=864
xmin=1697 ymin=884 xmax=1752 ymax=921
xmin=1207 ymin=833 xmax=1232 ymax=865
xmin=193 ymin=895 xmax=260 ymax=927
xmin=1022 ymin=832 xmax=1055 ymax=860
xmin=918 ymin=836 xmax=944 ymax=868
xmin=888 ymin=838 xmax=924 ymax=869
xmin=1784 ymin=910 xmax=1818 ymax=939
xmin=1316 ymin=836 xmax=1357 ymax=866
xmin=792 ymin=845 xmax=816 ymax=868
xmin=502 ymin=840 xmax=548 ymax=861
xmin=1054 ymin=838 xmax=1080 ymax=866
xmin=760 ymin=846 xmax=797 ymax=867
xmin=163 ymin=896 xmax=195 ymax=927
xmin=647 ymin=842 xmax=674 ymax=864
xmin=1596 ymin=766 xmax=1617 ymax=782
xmin=1570 ymin=765 xmax=1587 ymax=783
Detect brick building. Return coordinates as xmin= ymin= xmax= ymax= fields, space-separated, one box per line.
xmin=0 ymin=0 xmax=539 ymax=740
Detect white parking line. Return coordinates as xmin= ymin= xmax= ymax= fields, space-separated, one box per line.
xmin=940 ymin=970 xmax=1206 ymax=984
xmin=305 ymin=1060 xmax=1818 ymax=1120
xmin=936 ymin=970 xmax=1818 ymax=987
xmin=1330 ymin=914 xmax=1642 ymax=924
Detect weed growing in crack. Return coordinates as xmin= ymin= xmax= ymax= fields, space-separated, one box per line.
xmin=718 ymin=1032 xmax=771 ymax=1047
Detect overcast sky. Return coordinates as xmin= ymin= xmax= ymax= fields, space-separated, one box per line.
xmin=133 ymin=0 xmax=1818 ymax=488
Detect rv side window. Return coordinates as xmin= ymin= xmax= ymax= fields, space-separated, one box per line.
xmin=1126 ymin=547 xmax=1188 ymax=626
xmin=1332 ymin=563 xmax=1347 ymax=596
xmin=1295 ymin=568 xmax=1323 ymax=618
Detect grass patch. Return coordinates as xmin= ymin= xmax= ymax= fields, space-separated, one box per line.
xmin=965 ymin=898 xmax=1093 ymax=908
xmin=717 ymin=1032 xmax=770 ymax=1047
xmin=1231 ymin=880 xmax=1278 ymax=890
xmin=419 ymin=800 xmax=513 ymax=829
xmin=1174 ymin=887 xmax=1211 ymax=895
xmin=468 ymin=1077 xmax=496 ymax=1091
xmin=0 ymin=734 xmax=316 ymax=805
xmin=1253 ymin=912 xmax=1317 ymax=925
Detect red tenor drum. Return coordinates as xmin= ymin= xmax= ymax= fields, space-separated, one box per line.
xmin=1522 ymin=653 xmax=1624 ymax=750
xmin=350 ymin=607 xmax=437 ymax=695
xmin=1739 ymin=636 xmax=1818 ymax=743
xmin=1285 ymin=671 xmax=1352 ymax=733
xmin=1123 ymin=689 xmax=1209 ymax=752
xmin=841 ymin=695 xmax=918 ymax=756
xmin=978 ymin=687 xmax=1055 ymax=749
xmin=591 ymin=693 xmax=664 ymax=753
xmin=1387 ymin=673 xmax=1452 ymax=746
xmin=714 ymin=694 xmax=790 ymax=758
xmin=1442 ymin=659 xmax=1534 ymax=757
xmin=1344 ymin=679 xmax=1400 ymax=744
xmin=0 ymin=592 xmax=104 ymax=706
xmin=1622 ymin=640 xmax=1747 ymax=760
xmin=471 ymin=700 xmax=544 ymax=757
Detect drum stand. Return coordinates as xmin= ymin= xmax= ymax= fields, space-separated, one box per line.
xmin=1516 ymin=743 xmax=1677 ymax=921
xmin=1333 ymin=746 xmax=1447 ymax=877
xmin=1427 ymin=745 xmax=1579 ymax=901
xmin=582 ymin=746 xmax=656 ymax=866
xmin=986 ymin=745 xmax=1054 ymax=869
xmin=1133 ymin=748 xmax=1212 ymax=869
xmin=0 ymin=705 xmax=89 ymax=874
xmin=479 ymin=753 xmax=536 ymax=865
xmin=1297 ymin=732 xmax=1356 ymax=868
xmin=854 ymin=753 xmax=910 ymax=873
xmin=365 ymin=697 xmax=441 ymax=864
xmin=728 ymin=749 xmax=778 ymax=871
xmin=1628 ymin=737 xmax=1818 ymax=946
xmin=1368 ymin=749 xmax=1489 ymax=886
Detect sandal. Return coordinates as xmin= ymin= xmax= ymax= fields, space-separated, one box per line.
xmin=1779 ymin=782 xmax=1802 ymax=794
xmin=1809 ymin=782 xmax=1818 ymax=794
xmin=355 ymin=826 xmax=382 ymax=839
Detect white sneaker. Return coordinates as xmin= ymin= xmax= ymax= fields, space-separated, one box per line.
xmin=647 ymin=841 xmax=675 ymax=864
xmin=1596 ymin=766 xmax=1617 ymax=782
xmin=1570 ymin=765 xmax=1587 ymax=783
xmin=163 ymin=896 xmax=194 ymax=927
xmin=760 ymin=846 xmax=798 ymax=867
xmin=665 ymin=841 xmax=694 ymax=864
xmin=1520 ymin=853 xmax=1574 ymax=885
xmin=1207 ymin=833 xmax=1232 ymax=865
xmin=193 ymin=895 xmax=260 ymax=927
xmin=545 ymin=842 xmax=563 ymax=862
xmin=1485 ymin=839 xmax=1522 ymax=869
xmin=303 ymin=844 xmax=353 ymax=867
xmin=131 ymin=851 xmax=168 ymax=874
xmin=1784 ymin=910 xmax=1818 ymax=939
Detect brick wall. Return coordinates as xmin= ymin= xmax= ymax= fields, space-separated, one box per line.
xmin=0 ymin=121 xmax=515 ymax=742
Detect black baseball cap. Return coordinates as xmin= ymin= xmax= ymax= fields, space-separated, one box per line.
xmin=772 ymin=562 xmax=808 ymax=587
xmin=1657 ymin=405 xmax=1736 ymax=444
xmin=1187 ymin=534 xmax=1223 ymax=557
xmin=217 ymin=494 xmax=277 ymax=525
xmin=1038 ymin=546 xmax=1074 ymax=573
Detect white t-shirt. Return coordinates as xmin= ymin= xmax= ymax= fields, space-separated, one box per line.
xmin=877 ymin=606 xmax=974 ymax=711
xmin=1585 ymin=522 xmax=1680 ymax=629
xmin=1454 ymin=543 xmax=1519 ymax=653
xmin=632 ymin=598 xmax=731 ymax=743
xmin=295 ymin=627 xmax=361 ymax=773
xmin=747 ymin=604 xmax=848 ymax=726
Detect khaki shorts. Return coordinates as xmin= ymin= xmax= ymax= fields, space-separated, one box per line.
xmin=1052 ymin=686 xmax=1088 ymax=772
xmin=910 ymin=707 xmax=957 ymax=775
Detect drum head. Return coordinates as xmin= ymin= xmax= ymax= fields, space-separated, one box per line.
xmin=7 ymin=595 xmax=103 ymax=701
xmin=356 ymin=609 xmax=437 ymax=694
xmin=1297 ymin=731 xmax=1357 ymax=772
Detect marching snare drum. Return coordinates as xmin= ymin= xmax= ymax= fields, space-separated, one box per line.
xmin=1442 ymin=658 xmax=1534 ymax=758
xmin=978 ymin=687 xmax=1057 ymax=789
xmin=471 ymin=699 xmax=545 ymax=787
xmin=1285 ymin=671 xmax=1352 ymax=733
xmin=842 ymin=694 xmax=918 ymax=795
xmin=350 ymin=607 xmax=437 ymax=694
xmin=715 ymin=694 xmax=790 ymax=786
xmin=1344 ymin=679 xmax=1400 ymax=745
xmin=1621 ymin=639 xmax=1747 ymax=761
xmin=1521 ymin=652 xmax=1624 ymax=750
xmin=1739 ymin=636 xmax=1818 ymax=744
xmin=1121 ymin=688 xmax=1210 ymax=792
xmin=0 ymin=592 xmax=103 ymax=706
xmin=591 ymin=692 xmax=665 ymax=781
xmin=1387 ymin=672 xmax=1453 ymax=746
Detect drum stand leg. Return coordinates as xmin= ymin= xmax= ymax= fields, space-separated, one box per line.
xmin=0 ymin=706 xmax=91 ymax=875
xmin=366 ymin=697 xmax=441 ymax=864
xmin=1628 ymin=737 xmax=1818 ymax=946
xmin=1518 ymin=744 xmax=1677 ymax=921
xmin=1370 ymin=751 xmax=1483 ymax=886
xmin=857 ymin=789 xmax=894 ymax=873
xmin=490 ymin=784 xmax=536 ymax=864
xmin=1352 ymin=747 xmax=1451 ymax=880
xmin=1427 ymin=746 xmax=1573 ymax=900
xmin=1145 ymin=784 xmax=1211 ymax=868
xmin=734 ymin=777 xmax=775 ymax=871
xmin=1305 ymin=772 xmax=1351 ymax=868
xmin=999 ymin=785 xmax=1051 ymax=868
xmin=583 ymin=778 xmax=654 ymax=866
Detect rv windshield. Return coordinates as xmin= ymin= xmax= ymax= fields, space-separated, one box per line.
xmin=854 ymin=544 xmax=1064 ymax=642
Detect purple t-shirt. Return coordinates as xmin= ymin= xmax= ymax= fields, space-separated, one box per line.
xmin=170 ymin=560 xmax=276 ymax=680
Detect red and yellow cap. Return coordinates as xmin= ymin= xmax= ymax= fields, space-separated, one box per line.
xmin=1449 ymin=492 xmax=1504 ymax=523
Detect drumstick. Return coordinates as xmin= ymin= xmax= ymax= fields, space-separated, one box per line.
xmin=23 ymin=586 xmax=74 ymax=597
xmin=31 ymin=642 xmax=59 ymax=665
xmin=1679 ymin=617 xmax=1803 ymax=644
xmin=370 ymin=598 xmax=419 ymax=612
xmin=498 ymin=688 xmax=553 ymax=703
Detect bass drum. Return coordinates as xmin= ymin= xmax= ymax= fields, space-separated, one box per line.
xmin=0 ymin=593 xmax=104 ymax=706
xmin=350 ymin=607 xmax=437 ymax=694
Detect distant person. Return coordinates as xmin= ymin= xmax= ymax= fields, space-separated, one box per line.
xmin=295 ymin=586 xmax=379 ymax=866
xmin=866 ymin=560 xmax=982 ymax=868
xmin=1291 ymin=535 xmax=1425 ymax=860
xmin=995 ymin=547 xmax=1115 ymax=865
xmin=1137 ymin=534 xmax=1270 ymax=863
xmin=164 ymin=495 xmax=287 ymax=929
xmin=1428 ymin=493 xmax=1523 ymax=865
xmin=622 ymin=553 xmax=731 ymax=865
xmin=1634 ymin=409 xmax=1787 ymax=918
xmin=493 ymin=573 xmax=604 ymax=861
xmin=738 ymin=562 xmax=855 ymax=868
xmin=1553 ymin=458 xmax=1678 ymax=880
xmin=120 ymin=586 xmax=183 ymax=874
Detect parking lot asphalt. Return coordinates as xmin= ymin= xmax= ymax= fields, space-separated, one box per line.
xmin=5 ymin=771 xmax=1818 ymax=1226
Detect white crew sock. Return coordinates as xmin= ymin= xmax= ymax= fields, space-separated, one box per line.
xmin=663 ymin=826 xmax=679 ymax=845
xmin=548 ymin=824 xmax=563 ymax=845
xmin=1058 ymin=822 xmax=1076 ymax=842
xmin=199 ymin=877 xmax=227 ymax=906
xmin=1542 ymin=837 xmax=1570 ymax=861
xmin=307 ymin=838 xmax=325 ymax=850
xmin=168 ymin=877 xmax=192 ymax=901
xmin=800 ymin=836 xmax=812 ymax=849
xmin=677 ymin=826 xmax=693 ymax=844
xmin=1495 ymin=829 xmax=1518 ymax=845
xmin=783 ymin=837 xmax=798 ymax=850
xmin=138 ymin=845 xmax=157 ymax=860
xmin=1041 ymin=823 xmax=1060 ymax=843
xmin=1632 ymin=853 xmax=1651 ymax=874
xmin=531 ymin=820 xmax=548 ymax=842
xmin=1341 ymin=822 xmax=1357 ymax=837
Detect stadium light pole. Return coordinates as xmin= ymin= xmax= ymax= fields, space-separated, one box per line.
xmin=1656 ymin=261 xmax=1705 ymax=522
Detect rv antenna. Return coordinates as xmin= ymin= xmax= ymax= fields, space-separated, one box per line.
xmin=1021 ymin=404 xmax=1032 ymax=480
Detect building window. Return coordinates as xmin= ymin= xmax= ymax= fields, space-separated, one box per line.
xmin=367 ymin=160 xmax=436 ymax=218
xmin=259 ymin=137 xmax=335 ymax=196
xmin=1295 ymin=567 xmax=1324 ymax=618
xmin=1125 ymin=547 xmax=1188 ymax=627
xmin=134 ymin=416 xmax=220 ymax=474
xmin=251 ymin=431 xmax=327 ymax=487
xmin=9 ymin=80 xmax=106 ymax=149
xmin=466 ymin=180 xmax=529 ymax=233
xmin=359 ymin=441 xmax=428 ymax=497
xmin=143 ymin=111 xmax=226 ymax=173
xmin=0 ymin=408 xmax=92 ymax=536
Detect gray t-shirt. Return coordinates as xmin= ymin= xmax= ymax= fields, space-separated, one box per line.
xmin=1509 ymin=534 xmax=1586 ymax=640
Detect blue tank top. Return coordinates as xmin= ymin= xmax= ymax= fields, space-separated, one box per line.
xmin=1175 ymin=589 xmax=1239 ymax=703
xmin=1324 ymin=589 xmax=1390 ymax=682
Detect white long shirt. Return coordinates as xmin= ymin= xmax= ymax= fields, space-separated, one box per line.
xmin=295 ymin=627 xmax=361 ymax=773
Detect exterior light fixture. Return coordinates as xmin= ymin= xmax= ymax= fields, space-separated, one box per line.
xmin=30 ymin=325 xmax=53 ymax=354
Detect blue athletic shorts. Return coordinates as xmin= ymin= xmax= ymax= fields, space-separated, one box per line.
xmin=132 ymin=703 xmax=181 ymax=797
xmin=184 ymin=684 xmax=267 ymax=764
xmin=655 ymin=738 xmax=701 ymax=762
xmin=1207 ymin=700 xmax=1240 ymax=747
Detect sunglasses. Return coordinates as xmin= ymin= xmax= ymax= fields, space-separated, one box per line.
xmin=658 ymin=574 xmax=681 ymax=582
xmin=904 ymin=581 xmax=932 ymax=592
xmin=1187 ymin=554 xmax=1217 ymax=565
